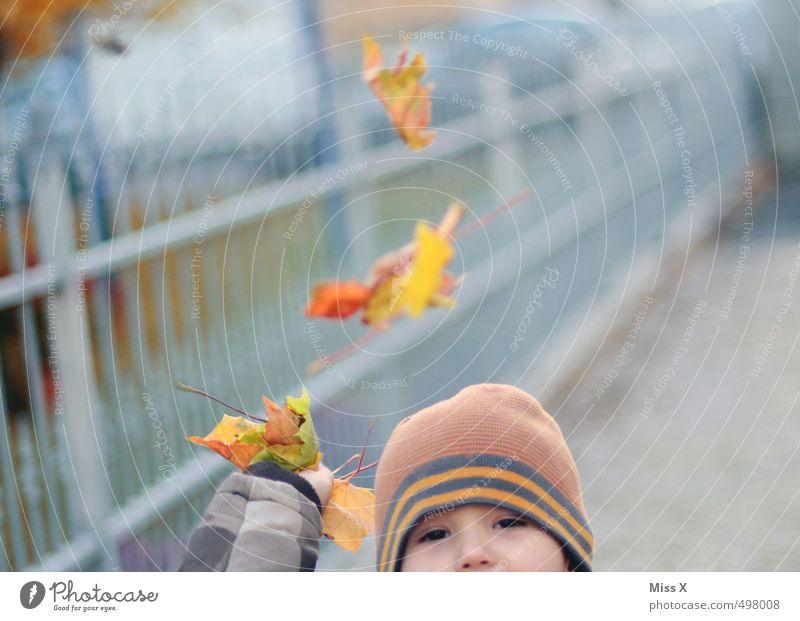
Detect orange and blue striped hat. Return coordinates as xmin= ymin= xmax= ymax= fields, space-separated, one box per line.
xmin=374 ymin=384 xmax=593 ymax=571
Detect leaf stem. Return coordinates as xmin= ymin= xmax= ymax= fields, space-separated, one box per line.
xmin=454 ymin=190 xmax=532 ymax=240
xmin=308 ymin=327 xmax=383 ymax=374
xmin=331 ymin=452 xmax=361 ymax=476
xmin=343 ymin=460 xmax=379 ymax=481
xmin=355 ymin=419 xmax=375 ymax=472
xmin=175 ymin=381 xmax=266 ymax=423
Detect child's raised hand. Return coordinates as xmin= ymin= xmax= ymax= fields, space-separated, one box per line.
xmin=298 ymin=462 xmax=334 ymax=510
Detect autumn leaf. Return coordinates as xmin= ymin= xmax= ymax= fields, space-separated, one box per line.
xmin=305 ymin=194 xmax=532 ymax=373
xmin=392 ymin=221 xmax=454 ymax=316
xmin=183 ymin=381 xmax=378 ymax=552
xmin=241 ymin=389 xmax=321 ymax=471
xmin=306 ymin=202 xmax=463 ymax=330
xmin=183 ymin=384 xmax=321 ymax=472
xmin=187 ymin=414 xmax=264 ymax=472
xmin=363 ymin=33 xmax=435 ymax=150
xmin=249 ymin=440 xmax=322 ymax=472
xmin=268 ymin=387 xmax=321 ymax=470
xmin=360 ymin=275 xmax=402 ymax=330
xmin=397 ymin=222 xmax=453 ymax=317
xmin=322 ymin=479 xmax=376 ymax=553
xmin=285 ymin=385 xmax=310 ymax=417
xmin=305 ymin=280 xmax=373 ymax=320
xmin=259 ymin=396 xmax=303 ymax=446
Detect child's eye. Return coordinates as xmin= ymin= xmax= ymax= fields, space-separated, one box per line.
xmin=495 ymin=516 xmax=528 ymax=529
xmin=418 ymin=528 xmax=449 ymax=542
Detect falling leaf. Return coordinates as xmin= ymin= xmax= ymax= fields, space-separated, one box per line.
xmin=363 ymin=33 xmax=435 ymax=150
xmin=360 ymin=274 xmax=404 ymax=330
xmin=305 ymin=202 xmax=464 ymax=330
xmin=393 ymin=221 xmax=454 ymax=316
xmin=305 ymin=195 xmax=536 ymax=374
xmin=306 ymin=280 xmax=373 ymax=320
xmin=322 ymin=479 xmax=376 ymax=553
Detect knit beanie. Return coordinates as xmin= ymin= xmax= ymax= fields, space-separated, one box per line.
xmin=374 ymin=383 xmax=593 ymax=571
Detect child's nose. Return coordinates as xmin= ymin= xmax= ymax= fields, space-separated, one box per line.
xmin=459 ymin=555 xmax=492 ymax=571
xmin=455 ymin=537 xmax=496 ymax=571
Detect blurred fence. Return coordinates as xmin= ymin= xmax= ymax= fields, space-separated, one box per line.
xmin=0 ymin=10 xmax=762 ymax=570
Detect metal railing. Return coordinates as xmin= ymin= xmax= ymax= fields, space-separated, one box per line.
xmin=0 ymin=13 xmax=761 ymax=570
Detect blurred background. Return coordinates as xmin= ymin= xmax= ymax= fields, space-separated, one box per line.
xmin=0 ymin=0 xmax=797 ymax=571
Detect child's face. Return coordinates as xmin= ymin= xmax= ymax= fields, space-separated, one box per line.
xmin=399 ymin=504 xmax=569 ymax=572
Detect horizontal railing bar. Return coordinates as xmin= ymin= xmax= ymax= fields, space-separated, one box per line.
xmin=33 ymin=530 xmax=102 ymax=572
xmin=0 ymin=266 xmax=54 ymax=311
xmin=27 ymin=451 xmax=229 ymax=571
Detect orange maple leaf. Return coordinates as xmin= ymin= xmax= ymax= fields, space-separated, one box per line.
xmin=321 ymin=479 xmax=376 ymax=553
xmin=363 ymin=33 xmax=435 ymax=150
xmin=260 ymin=396 xmax=303 ymax=446
xmin=305 ymin=280 xmax=373 ymax=320
xmin=187 ymin=414 xmax=263 ymax=472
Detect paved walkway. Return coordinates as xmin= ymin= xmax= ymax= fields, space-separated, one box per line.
xmin=549 ymin=179 xmax=800 ymax=570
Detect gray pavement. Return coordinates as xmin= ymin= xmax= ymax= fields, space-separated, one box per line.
xmin=548 ymin=180 xmax=800 ymax=570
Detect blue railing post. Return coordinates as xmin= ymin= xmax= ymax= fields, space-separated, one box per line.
xmin=30 ymin=159 xmax=118 ymax=570
xmin=298 ymin=0 xmax=350 ymax=263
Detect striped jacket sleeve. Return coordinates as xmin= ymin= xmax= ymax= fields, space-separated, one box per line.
xmin=178 ymin=462 xmax=323 ymax=571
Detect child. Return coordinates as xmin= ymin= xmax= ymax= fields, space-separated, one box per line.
xmin=178 ymin=383 xmax=593 ymax=571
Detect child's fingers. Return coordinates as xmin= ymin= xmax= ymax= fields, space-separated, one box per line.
xmin=299 ymin=463 xmax=334 ymax=510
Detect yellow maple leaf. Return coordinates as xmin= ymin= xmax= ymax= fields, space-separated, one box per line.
xmin=356 ymin=202 xmax=463 ymax=328
xmin=306 ymin=203 xmax=464 ymax=342
xmin=394 ymin=222 xmax=454 ymax=316
xmin=361 ymin=274 xmax=403 ymax=329
xmin=322 ymin=479 xmax=376 ymax=553
xmin=363 ymin=33 xmax=435 ymax=150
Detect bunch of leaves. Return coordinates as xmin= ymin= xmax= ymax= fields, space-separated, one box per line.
xmin=306 ymin=201 xmax=464 ymax=331
xmin=304 ymin=192 xmax=531 ymax=373
xmin=363 ymin=33 xmax=434 ymax=150
xmin=182 ymin=383 xmax=320 ymax=472
xmin=178 ymin=381 xmax=376 ymax=552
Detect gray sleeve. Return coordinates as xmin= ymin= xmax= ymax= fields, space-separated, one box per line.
xmin=179 ymin=471 xmax=322 ymax=572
